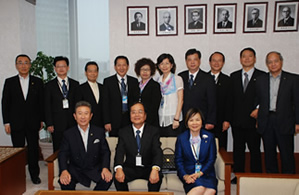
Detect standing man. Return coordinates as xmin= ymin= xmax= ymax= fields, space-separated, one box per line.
xmin=230 ymin=48 xmax=265 ymax=183
xmin=114 ymin=102 xmax=163 ymax=191
xmin=217 ymin=9 xmax=233 ymax=29
xmin=208 ymin=52 xmax=232 ymax=150
xmin=75 ymin=61 xmax=104 ymax=128
xmin=59 ymin=101 xmax=112 ymax=190
xmin=2 ymin=54 xmax=44 ymax=184
xmin=44 ymin=56 xmax=79 ymax=152
xmin=256 ymin=51 xmax=299 ymax=174
xmin=159 ymin=11 xmax=174 ymax=31
xmin=102 ymin=56 xmax=139 ymax=137
xmin=247 ymin=8 xmax=263 ymax=28
xmin=179 ymin=48 xmax=216 ymax=130
xmin=131 ymin=12 xmax=146 ymax=31
xmin=278 ymin=6 xmax=294 ymax=27
xmin=188 ymin=10 xmax=203 ymax=29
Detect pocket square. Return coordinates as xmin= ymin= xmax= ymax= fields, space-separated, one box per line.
xmin=93 ymin=139 xmax=100 ymax=144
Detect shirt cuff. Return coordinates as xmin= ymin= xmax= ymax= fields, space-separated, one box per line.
xmin=152 ymin=165 xmax=161 ymax=171
xmin=114 ymin=165 xmax=123 ymax=172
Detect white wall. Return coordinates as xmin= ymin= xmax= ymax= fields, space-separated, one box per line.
xmin=109 ymin=0 xmax=299 ymax=151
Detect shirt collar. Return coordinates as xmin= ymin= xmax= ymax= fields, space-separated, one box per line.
xmin=270 ymin=71 xmax=282 ymax=79
xmin=18 ymin=74 xmax=29 ymax=80
xmin=189 ymin=69 xmax=200 ymax=79
xmin=132 ymin=123 xmax=145 ymax=137
xmin=116 ymin=74 xmax=127 ymax=83
xmin=57 ymin=76 xmax=68 ymax=84
xmin=242 ymin=67 xmax=254 ymax=78
xmin=78 ymin=124 xmax=90 ymax=134
xmin=88 ymin=80 xmax=98 ymax=87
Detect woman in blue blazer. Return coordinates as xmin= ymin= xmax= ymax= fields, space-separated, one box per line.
xmin=175 ymin=108 xmax=217 ymax=195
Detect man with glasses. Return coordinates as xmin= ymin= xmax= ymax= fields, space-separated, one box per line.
xmin=2 ymin=54 xmax=44 ymax=184
xmin=247 ymin=8 xmax=263 ymax=28
xmin=159 ymin=11 xmax=174 ymax=31
xmin=278 ymin=6 xmax=294 ymax=27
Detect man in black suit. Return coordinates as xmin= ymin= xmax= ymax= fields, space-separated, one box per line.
xmin=44 ymin=56 xmax=79 ymax=152
xmin=256 ymin=52 xmax=299 ymax=174
xmin=75 ymin=61 xmax=103 ymax=128
xmin=208 ymin=52 xmax=232 ymax=150
xmin=217 ymin=9 xmax=233 ymax=29
xmin=178 ymin=48 xmax=216 ymax=130
xmin=131 ymin=12 xmax=146 ymax=31
xmin=159 ymin=11 xmax=174 ymax=31
xmin=278 ymin=6 xmax=295 ymax=27
xmin=230 ymin=48 xmax=265 ymax=183
xmin=114 ymin=102 xmax=163 ymax=191
xmin=247 ymin=8 xmax=263 ymax=28
xmin=188 ymin=10 xmax=203 ymax=29
xmin=103 ymin=56 xmax=139 ymax=137
xmin=59 ymin=101 xmax=112 ymax=190
xmin=2 ymin=54 xmax=44 ymax=184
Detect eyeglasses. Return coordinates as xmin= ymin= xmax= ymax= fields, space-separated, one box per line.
xmin=56 ymin=65 xmax=68 ymax=69
xmin=17 ymin=62 xmax=30 ymax=66
xmin=131 ymin=110 xmax=144 ymax=115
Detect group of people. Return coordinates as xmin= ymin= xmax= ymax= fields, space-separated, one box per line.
xmin=2 ymin=47 xmax=298 ymax=194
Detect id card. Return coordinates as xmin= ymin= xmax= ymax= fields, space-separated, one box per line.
xmin=122 ymin=95 xmax=128 ymax=104
xmin=62 ymin=99 xmax=69 ymax=109
xmin=136 ymin=154 xmax=142 ymax=166
xmin=195 ymin=163 xmax=202 ymax=174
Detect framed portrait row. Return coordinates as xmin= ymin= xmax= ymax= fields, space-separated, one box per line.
xmin=127 ymin=1 xmax=299 ymax=36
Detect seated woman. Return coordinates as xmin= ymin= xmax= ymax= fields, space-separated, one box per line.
xmin=175 ymin=108 xmax=217 ymax=195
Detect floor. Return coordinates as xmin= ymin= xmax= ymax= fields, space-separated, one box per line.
xmin=23 ymin=161 xmax=237 ymax=195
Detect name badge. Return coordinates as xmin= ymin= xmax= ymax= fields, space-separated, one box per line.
xmin=63 ymin=99 xmax=69 ymax=109
xmin=195 ymin=163 xmax=202 ymax=174
xmin=136 ymin=154 xmax=142 ymax=166
xmin=122 ymin=95 xmax=128 ymax=104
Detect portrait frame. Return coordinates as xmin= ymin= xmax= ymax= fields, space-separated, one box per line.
xmin=243 ymin=2 xmax=268 ymax=33
xmin=127 ymin=6 xmax=149 ymax=36
xmin=274 ymin=1 xmax=299 ymax=32
xmin=214 ymin=4 xmax=237 ymax=34
xmin=156 ymin=6 xmax=178 ymax=36
xmin=185 ymin=4 xmax=207 ymax=35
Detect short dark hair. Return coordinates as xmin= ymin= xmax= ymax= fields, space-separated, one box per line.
xmin=15 ymin=54 xmax=31 ymax=64
xmin=85 ymin=61 xmax=99 ymax=72
xmin=75 ymin=101 xmax=92 ymax=113
xmin=114 ymin=55 xmax=129 ymax=66
xmin=209 ymin=52 xmax=225 ymax=62
xmin=185 ymin=48 xmax=202 ymax=60
xmin=191 ymin=10 xmax=200 ymax=16
xmin=240 ymin=47 xmax=256 ymax=57
xmin=134 ymin=58 xmax=156 ymax=77
xmin=266 ymin=51 xmax=283 ymax=63
xmin=53 ymin=56 xmax=69 ymax=67
xmin=134 ymin=12 xmax=143 ymax=19
xmin=156 ymin=53 xmax=176 ymax=75
xmin=130 ymin=102 xmax=147 ymax=114
xmin=184 ymin=108 xmax=205 ymax=128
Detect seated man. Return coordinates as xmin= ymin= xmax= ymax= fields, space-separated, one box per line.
xmin=114 ymin=102 xmax=163 ymax=191
xmin=58 ymin=101 xmax=112 ymax=190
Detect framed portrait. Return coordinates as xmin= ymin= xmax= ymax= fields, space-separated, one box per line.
xmin=185 ymin=4 xmax=207 ymax=34
xmin=274 ymin=1 xmax=299 ymax=32
xmin=156 ymin=6 xmax=178 ymax=36
xmin=214 ymin=4 xmax=237 ymax=34
xmin=243 ymin=2 xmax=268 ymax=33
xmin=127 ymin=6 xmax=149 ymax=36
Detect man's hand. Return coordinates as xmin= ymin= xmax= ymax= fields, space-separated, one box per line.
xmin=4 ymin=124 xmax=11 ymax=134
xmin=222 ymin=121 xmax=230 ymax=132
xmin=115 ymin=168 xmax=125 ymax=183
xmin=149 ymin=169 xmax=159 ymax=184
xmin=47 ymin=126 xmax=54 ymax=133
xmin=59 ymin=170 xmax=71 ymax=185
xmin=39 ymin=122 xmax=44 ymax=130
xmin=295 ymin=124 xmax=299 ymax=134
xmin=250 ymin=109 xmax=259 ymax=119
xmin=105 ymin=124 xmax=112 ymax=132
xmin=205 ymin=124 xmax=214 ymax=130
xmin=101 ymin=168 xmax=112 ymax=183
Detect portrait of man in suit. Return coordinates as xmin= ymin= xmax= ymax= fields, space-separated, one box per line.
xmin=59 ymin=101 xmax=112 ymax=190
xmin=247 ymin=8 xmax=263 ymax=28
xmin=217 ymin=9 xmax=233 ymax=29
xmin=278 ymin=6 xmax=295 ymax=27
xmin=188 ymin=10 xmax=203 ymax=29
xmin=2 ymin=54 xmax=44 ymax=184
xmin=131 ymin=12 xmax=146 ymax=31
xmin=159 ymin=11 xmax=174 ymax=31
xmin=114 ymin=102 xmax=163 ymax=191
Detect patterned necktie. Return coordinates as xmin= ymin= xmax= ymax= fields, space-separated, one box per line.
xmin=136 ymin=130 xmax=141 ymax=153
xmin=243 ymin=72 xmax=249 ymax=93
xmin=189 ymin=74 xmax=194 ymax=89
xmin=62 ymin=79 xmax=68 ymax=97
xmin=121 ymin=78 xmax=128 ymax=112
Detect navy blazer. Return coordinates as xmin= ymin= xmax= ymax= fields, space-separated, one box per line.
xmin=58 ymin=125 xmax=110 ymax=187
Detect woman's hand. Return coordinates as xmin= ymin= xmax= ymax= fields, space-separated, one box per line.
xmin=172 ymin=120 xmax=179 ymax=129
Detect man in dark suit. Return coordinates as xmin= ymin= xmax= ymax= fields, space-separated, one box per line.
xmin=278 ymin=6 xmax=295 ymax=27
xmin=44 ymin=56 xmax=79 ymax=152
xmin=103 ymin=56 xmax=139 ymax=137
xmin=131 ymin=12 xmax=146 ymax=31
xmin=188 ymin=10 xmax=203 ymax=29
xmin=256 ymin=51 xmax=299 ymax=174
xmin=159 ymin=11 xmax=174 ymax=31
xmin=75 ymin=61 xmax=104 ymax=128
xmin=59 ymin=101 xmax=112 ymax=190
xmin=217 ymin=9 xmax=233 ymax=29
xmin=178 ymin=48 xmax=216 ymax=130
xmin=208 ymin=52 xmax=232 ymax=150
xmin=247 ymin=8 xmax=263 ymax=28
xmin=230 ymin=48 xmax=265 ymax=183
xmin=2 ymin=54 xmax=44 ymax=184
xmin=114 ymin=102 xmax=163 ymax=191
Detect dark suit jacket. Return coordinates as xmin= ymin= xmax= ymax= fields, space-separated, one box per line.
xmin=247 ymin=19 xmax=263 ymax=28
xmin=256 ymin=71 xmax=299 ymax=135
xmin=188 ymin=21 xmax=203 ymax=29
xmin=230 ymin=68 xmax=266 ymax=128
xmin=102 ymin=75 xmax=139 ymax=133
xmin=278 ymin=17 xmax=294 ymax=26
xmin=159 ymin=23 xmax=174 ymax=31
xmin=131 ymin=21 xmax=146 ymax=31
xmin=179 ymin=70 xmax=217 ymax=125
xmin=2 ymin=75 xmax=44 ymax=130
xmin=75 ymin=82 xmax=104 ymax=128
xmin=44 ymin=77 xmax=79 ymax=131
xmin=139 ymin=78 xmax=161 ymax=127
xmin=114 ymin=124 xmax=163 ymax=169
xmin=217 ymin=20 xmax=233 ymax=28
xmin=58 ymin=125 xmax=110 ymax=187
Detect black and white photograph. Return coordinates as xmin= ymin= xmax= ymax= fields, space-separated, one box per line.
xmin=214 ymin=4 xmax=237 ymax=34
xmin=274 ymin=1 xmax=299 ymax=32
xmin=156 ymin=6 xmax=178 ymax=36
xmin=244 ymin=2 xmax=268 ymax=33
xmin=185 ymin=4 xmax=207 ymax=34
xmin=127 ymin=6 xmax=149 ymax=36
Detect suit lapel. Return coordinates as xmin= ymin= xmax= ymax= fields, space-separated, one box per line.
xmin=14 ymin=76 xmax=26 ymax=101
xmin=54 ymin=78 xmax=64 ymax=98
xmin=74 ymin=126 xmax=87 ymax=157
xmin=276 ymin=71 xmax=286 ymax=107
xmin=129 ymin=126 xmax=139 ymax=153
xmin=113 ymin=75 xmax=122 ymax=100
xmin=198 ymin=131 xmax=208 ymax=162
xmin=86 ymin=126 xmax=95 ymax=154
xmin=185 ymin=131 xmax=197 ymax=162
xmin=86 ymin=82 xmax=98 ymax=104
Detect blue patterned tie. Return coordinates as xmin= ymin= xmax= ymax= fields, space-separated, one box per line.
xmin=62 ymin=80 xmax=68 ymax=97
xmin=136 ymin=130 xmax=141 ymax=153
xmin=121 ymin=78 xmax=128 ymax=112
xmin=189 ymin=74 xmax=194 ymax=89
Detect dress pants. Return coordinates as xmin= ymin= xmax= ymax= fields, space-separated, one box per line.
xmin=210 ymin=124 xmax=228 ymax=150
xmin=109 ymin=111 xmax=130 ymax=137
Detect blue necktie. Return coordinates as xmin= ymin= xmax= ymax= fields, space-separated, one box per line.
xmin=62 ymin=79 xmax=68 ymax=98
xmin=136 ymin=130 xmax=141 ymax=153
xmin=189 ymin=74 xmax=194 ymax=89
xmin=121 ymin=78 xmax=128 ymax=112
